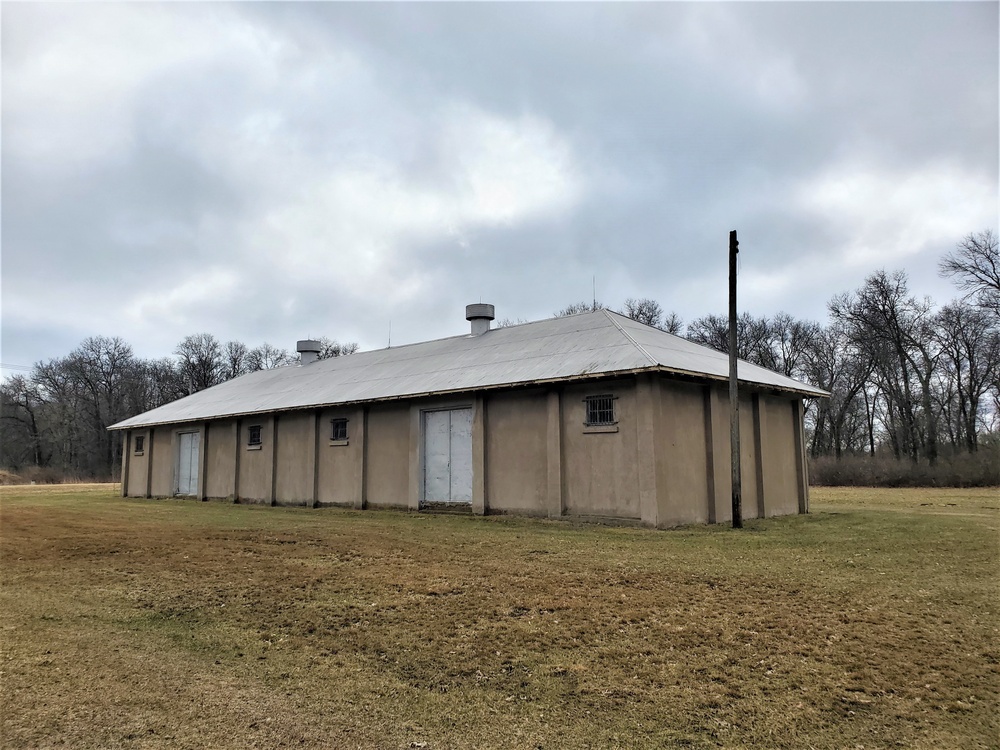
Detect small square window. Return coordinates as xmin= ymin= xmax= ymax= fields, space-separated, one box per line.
xmin=134 ymin=435 xmax=145 ymax=453
xmin=330 ymin=418 xmax=348 ymax=441
xmin=247 ymin=424 xmax=262 ymax=446
xmin=585 ymin=394 xmax=616 ymax=426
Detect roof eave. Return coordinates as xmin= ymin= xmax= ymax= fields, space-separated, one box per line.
xmin=108 ymin=364 xmax=828 ymax=431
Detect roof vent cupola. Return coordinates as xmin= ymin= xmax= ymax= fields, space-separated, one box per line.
xmin=466 ymin=303 xmax=495 ymax=335
xmin=297 ymin=339 xmax=322 ymax=365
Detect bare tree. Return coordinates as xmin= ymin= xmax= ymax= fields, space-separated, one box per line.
xmin=555 ymin=300 xmax=607 ymax=316
xmin=246 ymin=343 xmax=294 ymax=371
xmin=685 ymin=314 xmax=729 ymax=354
xmin=934 ymin=302 xmax=1000 ymax=451
xmin=494 ymin=317 xmax=529 ymax=328
xmin=174 ymin=333 xmax=223 ymax=393
xmin=31 ymin=358 xmax=84 ymax=474
xmin=769 ymin=312 xmax=821 ymax=379
xmin=129 ymin=358 xmax=186 ymax=412
xmin=622 ymin=298 xmax=663 ymax=328
xmin=802 ymin=324 xmax=874 ymax=458
xmin=741 ymin=315 xmax=778 ymax=370
xmin=939 ymin=229 xmax=1000 ymax=318
xmin=1 ymin=328 xmax=360 ymax=481
xmin=662 ymin=312 xmax=684 ymax=335
xmin=686 ymin=312 xmax=772 ymax=364
xmin=315 ymin=338 xmax=360 ymax=360
xmin=829 ymin=270 xmax=940 ymax=464
xmin=221 ymin=340 xmax=250 ymax=380
xmin=0 ymin=375 xmax=46 ymax=467
xmin=65 ymin=336 xmax=138 ymax=473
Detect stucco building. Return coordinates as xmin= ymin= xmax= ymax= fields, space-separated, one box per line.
xmin=109 ymin=306 xmax=827 ymax=528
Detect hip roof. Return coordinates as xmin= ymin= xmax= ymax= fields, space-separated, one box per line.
xmin=109 ymin=309 xmax=829 ymax=430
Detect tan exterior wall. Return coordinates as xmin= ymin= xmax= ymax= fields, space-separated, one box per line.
xmin=706 ymin=387 xmax=731 ymax=524
xmin=149 ymin=426 xmax=175 ymax=497
xmin=758 ymin=395 xmax=799 ymax=516
xmin=704 ymin=385 xmax=807 ymax=523
xmin=740 ymin=395 xmax=761 ymax=519
xmin=365 ymin=404 xmax=410 ymax=508
xmin=485 ymin=390 xmax=548 ymax=514
xmin=238 ymin=416 xmax=274 ymax=504
xmin=144 ymin=422 xmax=206 ymax=497
xmin=205 ymin=420 xmax=237 ymax=500
xmin=121 ymin=375 xmax=809 ymax=526
xmin=317 ymin=406 xmax=364 ymax=507
xmin=275 ymin=412 xmax=315 ymax=506
xmin=561 ymin=380 xmax=640 ymax=518
xmin=792 ymin=400 xmax=810 ymax=514
xmin=655 ymin=379 xmax=711 ymax=527
xmin=125 ymin=430 xmax=150 ymax=497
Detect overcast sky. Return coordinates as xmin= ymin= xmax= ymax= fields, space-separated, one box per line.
xmin=2 ymin=2 xmax=997 ymax=374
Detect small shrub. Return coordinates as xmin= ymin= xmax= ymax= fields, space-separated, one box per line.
xmin=810 ymin=450 xmax=1000 ymax=487
xmin=0 ymin=469 xmax=24 ymax=485
xmin=6 ymin=466 xmax=107 ymax=485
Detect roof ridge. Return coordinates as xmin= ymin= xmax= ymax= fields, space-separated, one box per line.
xmin=349 ymin=312 xmax=574 ymax=357
xmin=601 ymin=309 xmax=658 ymax=368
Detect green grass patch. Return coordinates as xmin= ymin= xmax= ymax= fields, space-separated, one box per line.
xmin=1 ymin=484 xmax=997 ymax=748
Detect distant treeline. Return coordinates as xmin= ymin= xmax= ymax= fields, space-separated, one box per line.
xmin=556 ymin=230 xmax=1000 ymax=481
xmin=2 ymin=231 xmax=998 ymax=485
xmin=1 ymin=335 xmax=357 ymax=481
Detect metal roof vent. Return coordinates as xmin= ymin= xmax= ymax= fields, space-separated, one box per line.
xmin=297 ymin=339 xmax=321 ymax=365
xmin=466 ymin=303 xmax=495 ymax=335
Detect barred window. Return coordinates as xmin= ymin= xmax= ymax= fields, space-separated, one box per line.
xmin=585 ymin=394 xmax=617 ymax=426
xmin=247 ymin=424 xmax=262 ymax=446
xmin=330 ymin=418 xmax=348 ymax=441
xmin=134 ymin=435 xmax=145 ymax=453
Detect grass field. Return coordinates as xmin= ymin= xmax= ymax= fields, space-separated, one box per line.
xmin=1 ymin=485 xmax=997 ymax=749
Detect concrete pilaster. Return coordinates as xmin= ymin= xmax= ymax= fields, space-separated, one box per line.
xmin=269 ymin=415 xmax=278 ymax=506
xmin=198 ymin=424 xmax=209 ymax=501
xmin=408 ymin=405 xmax=421 ymax=510
xmin=357 ymin=407 xmax=368 ymax=510
xmin=707 ymin=387 xmax=732 ymax=523
xmin=636 ymin=374 xmax=659 ymax=527
xmin=145 ymin=428 xmax=155 ymax=498
xmin=121 ymin=430 xmax=130 ymax=497
xmin=233 ymin=420 xmax=241 ymax=502
xmin=471 ymin=395 xmax=487 ymax=515
xmin=792 ymin=399 xmax=809 ymax=513
xmin=752 ymin=394 xmax=765 ymax=518
xmin=702 ymin=388 xmax=716 ymax=524
xmin=546 ymin=390 xmax=563 ymax=518
xmin=310 ymin=411 xmax=320 ymax=508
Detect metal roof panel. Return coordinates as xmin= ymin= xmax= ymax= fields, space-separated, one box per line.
xmin=109 ymin=310 xmax=828 ymax=429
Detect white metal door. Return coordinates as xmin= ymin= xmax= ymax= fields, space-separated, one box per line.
xmin=449 ymin=408 xmax=472 ymax=502
xmin=423 ymin=408 xmax=472 ymax=503
xmin=424 ymin=411 xmax=451 ymax=501
xmin=176 ymin=432 xmax=200 ymax=496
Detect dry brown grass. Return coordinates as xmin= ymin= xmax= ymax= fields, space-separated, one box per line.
xmin=811 ymin=485 xmax=999 ymax=516
xmin=1 ymin=485 xmax=997 ymax=749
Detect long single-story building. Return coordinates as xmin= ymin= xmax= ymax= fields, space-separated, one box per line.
xmin=109 ymin=305 xmax=827 ymax=528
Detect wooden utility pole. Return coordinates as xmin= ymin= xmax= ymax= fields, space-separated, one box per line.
xmin=729 ymin=230 xmax=743 ymax=529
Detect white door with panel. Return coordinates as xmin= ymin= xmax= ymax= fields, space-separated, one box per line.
xmin=175 ymin=431 xmax=200 ymax=496
xmin=423 ymin=408 xmax=473 ymax=503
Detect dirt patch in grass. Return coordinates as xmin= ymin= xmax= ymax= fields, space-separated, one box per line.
xmin=2 ymin=486 xmax=997 ymax=749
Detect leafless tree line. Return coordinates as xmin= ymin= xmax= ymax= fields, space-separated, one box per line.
xmin=557 ymin=230 xmax=1000 ymax=464
xmin=3 ymin=231 xmax=996 ymax=480
xmin=1 ymin=334 xmax=357 ymax=479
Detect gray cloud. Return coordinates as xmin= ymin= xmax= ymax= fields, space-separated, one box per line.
xmin=2 ymin=2 xmax=996 ymax=372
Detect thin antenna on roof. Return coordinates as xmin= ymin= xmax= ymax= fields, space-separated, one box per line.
xmin=592 ymin=275 xmax=597 ymax=311
xmin=388 ymin=320 xmax=391 ymax=349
